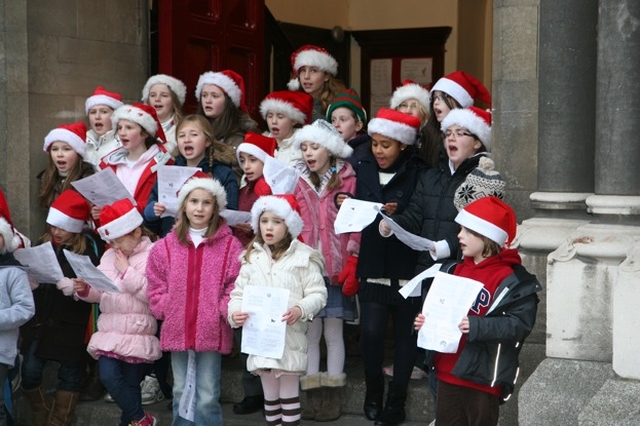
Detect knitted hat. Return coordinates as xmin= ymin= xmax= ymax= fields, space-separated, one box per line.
xmin=367 ymin=108 xmax=421 ymax=146
xmin=0 ymin=190 xmax=20 ymax=254
xmin=441 ymin=106 xmax=492 ymax=151
xmin=260 ymin=91 xmax=314 ymax=125
xmin=111 ymin=103 xmax=167 ymax=144
xmin=97 ymin=198 xmax=143 ymax=241
xmin=177 ymin=172 xmax=227 ymax=212
xmin=43 ymin=122 xmax=88 ymax=157
xmin=46 ymin=190 xmax=91 ymax=233
xmin=236 ymin=132 xmax=278 ymax=164
xmin=251 ymin=194 xmax=304 ymax=239
xmin=390 ymin=79 xmax=431 ymax=111
xmin=455 ymin=196 xmax=517 ymax=248
xmin=85 ymin=86 xmax=124 ymax=115
xmin=142 ymin=74 xmax=188 ymax=106
xmin=195 ymin=70 xmax=248 ymax=112
xmin=454 ymin=157 xmax=506 ymax=211
xmin=326 ymin=88 xmax=367 ymax=124
xmin=292 ymin=119 xmax=353 ymax=158
xmin=287 ymin=44 xmax=338 ymax=91
xmin=430 ymin=71 xmax=492 ymax=108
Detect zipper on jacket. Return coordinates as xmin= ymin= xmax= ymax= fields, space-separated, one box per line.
xmin=185 ymin=244 xmax=204 ymax=349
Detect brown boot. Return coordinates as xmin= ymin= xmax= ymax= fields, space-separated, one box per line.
xmin=315 ymin=372 xmax=346 ymax=422
xmin=299 ymin=373 xmax=322 ymax=420
xmin=22 ymin=384 xmax=54 ymax=426
xmin=48 ymin=390 xmax=79 ymax=426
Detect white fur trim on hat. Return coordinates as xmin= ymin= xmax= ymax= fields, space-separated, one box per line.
xmin=46 ymin=207 xmax=85 ymax=233
xmin=455 ymin=208 xmax=508 ymax=247
xmin=292 ymin=119 xmax=353 ymax=158
xmin=259 ymin=99 xmax=307 ymax=125
xmin=250 ymin=196 xmax=303 ymax=239
xmin=142 ymin=74 xmax=187 ymax=106
xmin=97 ymin=208 xmax=143 ymax=241
xmin=236 ymin=143 xmax=268 ymax=164
xmin=441 ymin=109 xmax=492 ymax=151
xmin=431 ymin=77 xmax=474 ymax=108
xmin=177 ymin=177 xmax=227 ymax=212
xmin=195 ymin=72 xmax=241 ymax=107
xmin=293 ymin=49 xmax=338 ymax=76
xmin=390 ymin=83 xmax=431 ymax=110
xmin=43 ymin=128 xmax=86 ymax=157
xmin=0 ymin=217 xmax=20 ymax=254
xmin=111 ymin=105 xmax=158 ymax=137
xmin=367 ymin=118 xmax=418 ymax=146
xmin=85 ymin=95 xmax=123 ymax=115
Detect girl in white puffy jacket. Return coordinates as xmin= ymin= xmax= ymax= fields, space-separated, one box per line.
xmin=228 ymin=195 xmax=327 ymax=426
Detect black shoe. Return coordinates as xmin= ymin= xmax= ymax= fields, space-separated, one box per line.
xmin=364 ymin=401 xmax=382 ymax=421
xmin=233 ymin=395 xmax=264 ymax=415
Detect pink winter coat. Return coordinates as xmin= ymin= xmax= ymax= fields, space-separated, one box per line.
xmin=77 ymin=236 xmax=161 ymax=362
xmin=146 ymin=224 xmax=243 ymax=353
xmin=294 ymin=160 xmax=359 ymax=283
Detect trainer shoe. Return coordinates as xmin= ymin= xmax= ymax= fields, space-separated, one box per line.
xmin=129 ymin=412 xmax=157 ymax=426
xmin=141 ymin=375 xmax=165 ymax=406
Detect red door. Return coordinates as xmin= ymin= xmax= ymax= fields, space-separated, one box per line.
xmin=158 ymin=0 xmax=265 ymax=117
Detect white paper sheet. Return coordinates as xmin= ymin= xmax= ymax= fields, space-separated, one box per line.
xmin=398 ymin=263 xmax=441 ymax=299
xmin=13 ymin=242 xmax=64 ymax=283
xmin=62 ymin=249 xmax=120 ymax=293
xmin=334 ymin=198 xmax=384 ymax=234
xmin=378 ymin=209 xmax=435 ymax=251
xmin=157 ymin=165 xmax=201 ymax=217
xmin=178 ymin=350 xmax=197 ymax=422
xmin=220 ymin=210 xmax=252 ymax=227
xmin=417 ymin=272 xmax=484 ymax=353
xmin=240 ymin=285 xmax=290 ymax=359
xmin=263 ymin=156 xmax=299 ymax=194
xmin=71 ymin=168 xmax=135 ymax=208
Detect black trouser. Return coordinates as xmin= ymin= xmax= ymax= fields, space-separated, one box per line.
xmin=436 ymin=380 xmax=499 ymax=426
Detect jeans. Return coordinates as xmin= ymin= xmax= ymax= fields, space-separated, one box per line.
xmin=98 ymin=356 xmax=146 ymax=426
xmin=21 ymin=341 xmax=83 ymax=392
xmin=171 ymin=351 xmax=222 ymax=426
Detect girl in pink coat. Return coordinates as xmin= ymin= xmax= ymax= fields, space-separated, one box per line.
xmin=75 ymin=198 xmax=160 ymax=426
xmin=292 ymin=119 xmax=359 ymax=421
xmin=146 ymin=174 xmax=243 ymax=426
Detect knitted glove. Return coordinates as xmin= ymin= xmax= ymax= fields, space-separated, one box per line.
xmin=339 ymin=255 xmax=359 ymax=297
xmin=56 ymin=278 xmax=75 ymax=297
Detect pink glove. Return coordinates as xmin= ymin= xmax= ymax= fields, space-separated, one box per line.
xmin=339 ymin=255 xmax=359 ymax=297
xmin=56 ymin=278 xmax=75 ymax=296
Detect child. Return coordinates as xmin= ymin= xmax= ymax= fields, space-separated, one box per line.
xmin=75 ymin=199 xmax=161 ymax=426
xmin=0 ymin=202 xmax=35 ymax=426
xmin=195 ymin=69 xmax=259 ymax=150
xmin=352 ymin=108 xmax=427 ymax=426
xmin=415 ymin=196 xmax=541 ymax=426
xmin=20 ymin=190 xmax=103 ymax=426
xmin=142 ymin=74 xmax=187 ymax=154
xmin=144 ymin=114 xmax=239 ymax=238
xmin=38 ymin=122 xmax=95 ymax=209
xmin=84 ymin=86 xmax=124 ymax=167
xmin=287 ymin=45 xmax=346 ymax=122
xmin=259 ymin=90 xmax=313 ymax=166
xmin=228 ymin=195 xmax=328 ymax=426
xmin=291 ymin=119 xmax=358 ymax=422
xmin=327 ymin=88 xmax=369 ymax=171
xmin=100 ymin=103 xmax=174 ymax=214
xmin=146 ymin=174 xmax=243 ymax=426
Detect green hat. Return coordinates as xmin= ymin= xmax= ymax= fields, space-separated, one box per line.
xmin=326 ymin=88 xmax=367 ymax=124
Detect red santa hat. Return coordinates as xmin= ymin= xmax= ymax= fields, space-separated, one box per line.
xmin=142 ymin=74 xmax=187 ymax=106
xmin=259 ymin=91 xmax=314 ymax=125
xmin=43 ymin=122 xmax=88 ymax=157
xmin=430 ymin=71 xmax=492 ymax=108
xmin=111 ymin=103 xmax=167 ymax=145
xmin=287 ymin=44 xmax=338 ymax=91
xmin=0 ymin=190 xmax=21 ymax=254
xmin=390 ymin=79 xmax=431 ymax=111
xmin=195 ymin=70 xmax=248 ymax=112
xmin=97 ymin=198 xmax=143 ymax=241
xmin=367 ymin=108 xmax=421 ymax=146
xmin=177 ymin=172 xmax=227 ymax=212
xmin=85 ymin=86 xmax=124 ymax=115
xmin=455 ymin=196 xmax=517 ymax=248
xmin=292 ymin=119 xmax=353 ymax=158
xmin=236 ymin=132 xmax=278 ymax=164
xmin=251 ymin=194 xmax=304 ymax=239
xmin=441 ymin=106 xmax=492 ymax=151
xmin=46 ymin=190 xmax=91 ymax=233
